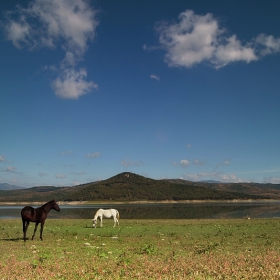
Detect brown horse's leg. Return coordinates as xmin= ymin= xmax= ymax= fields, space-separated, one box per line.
xmin=22 ymin=220 xmax=26 ymax=241
xmin=23 ymin=221 xmax=29 ymax=242
xmin=26 ymin=221 xmax=30 ymax=232
xmin=40 ymin=221 xmax=45 ymax=241
xmin=32 ymin=222 xmax=39 ymax=240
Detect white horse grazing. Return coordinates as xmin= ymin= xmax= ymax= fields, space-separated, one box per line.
xmin=92 ymin=209 xmax=120 ymax=228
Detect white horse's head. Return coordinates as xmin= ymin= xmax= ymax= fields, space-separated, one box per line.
xmin=92 ymin=218 xmax=97 ymax=228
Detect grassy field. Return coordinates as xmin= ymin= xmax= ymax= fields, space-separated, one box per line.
xmin=1 ymin=218 xmax=280 ymax=279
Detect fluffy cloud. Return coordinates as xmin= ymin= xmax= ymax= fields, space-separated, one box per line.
xmin=4 ymin=0 xmax=99 ymax=99
xmin=263 ymin=177 xmax=280 ymax=184
xmin=180 ymin=159 xmax=190 ymax=167
xmin=217 ymin=173 xmax=243 ymax=183
xmin=4 ymin=0 xmax=98 ymax=53
xmin=155 ymin=10 xmax=280 ymax=68
xmin=173 ymin=159 xmax=203 ymax=167
xmin=52 ymin=68 xmax=98 ymax=99
xmin=255 ymin=34 xmax=280 ymax=55
xmin=150 ymin=74 xmax=160 ymax=81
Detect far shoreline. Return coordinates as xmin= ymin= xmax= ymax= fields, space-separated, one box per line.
xmin=1 ymin=199 xmax=280 ymax=205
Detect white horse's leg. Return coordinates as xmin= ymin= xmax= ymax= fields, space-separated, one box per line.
xmin=100 ymin=216 xmax=103 ymax=228
xmin=115 ymin=210 xmax=119 ymax=227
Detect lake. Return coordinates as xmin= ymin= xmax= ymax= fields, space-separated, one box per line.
xmin=1 ymin=201 xmax=280 ymax=219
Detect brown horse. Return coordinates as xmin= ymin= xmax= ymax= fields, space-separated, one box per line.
xmin=21 ymin=199 xmax=60 ymax=242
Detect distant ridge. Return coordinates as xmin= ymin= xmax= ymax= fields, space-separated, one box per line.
xmin=0 ymin=183 xmax=24 ymax=191
xmin=0 ymin=172 xmax=277 ymax=202
xmin=200 ymin=180 xmax=221 ymax=183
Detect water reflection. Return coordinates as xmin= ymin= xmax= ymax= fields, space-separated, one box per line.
xmin=1 ymin=201 xmax=280 ymax=219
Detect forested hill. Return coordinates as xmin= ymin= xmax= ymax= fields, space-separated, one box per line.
xmin=0 ymin=172 xmax=278 ymax=202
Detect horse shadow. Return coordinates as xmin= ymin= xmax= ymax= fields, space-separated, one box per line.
xmin=0 ymin=237 xmax=23 ymax=242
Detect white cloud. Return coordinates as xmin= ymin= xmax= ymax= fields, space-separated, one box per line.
xmin=214 ymin=35 xmax=257 ymax=67
xmin=150 ymin=74 xmax=160 ymax=81
xmin=4 ymin=0 xmax=98 ymax=52
xmin=86 ymin=152 xmax=101 ymax=158
xmin=39 ymin=172 xmax=48 ymax=177
xmin=263 ymin=177 xmax=280 ymax=184
xmin=52 ymin=68 xmax=98 ymax=99
xmin=6 ymin=166 xmax=21 ymax=173
xmin=217 ymin=173 xmax=243 ymax=183
xmin=173 ymin=158 xmax=204 ymax=167
xmin=4 ymin=0 xmax=99 ymax=99
xmin=255 ymin=34 xmax=280 ymax=55
xmin=183 ymin=171 xmax=243 ymax=183
xmin=156 ymin=10 xmax=219 ymax=67
xmin=180 ymin=159 xmax=190 ymax=167
xmin=0 ymin=156 xmax=5 ymax=162
xmin=4 ymin=20 xmax=31 ymax=49
xmin=182 ymin=173 xmax=202 ymax=181
xmin=72 ymin=180 xmax=81 ymax=186
xmin=154 ymin=9 xmax=280 ymax=68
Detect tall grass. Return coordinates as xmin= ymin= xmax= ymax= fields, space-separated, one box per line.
xmin=1 ymin=219 xmax=280 ymax=279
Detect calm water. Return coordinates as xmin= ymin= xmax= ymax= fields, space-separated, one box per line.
xmin=1 ymin=201 xmax=280 ymax=219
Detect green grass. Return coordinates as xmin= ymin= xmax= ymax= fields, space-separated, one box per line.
xmin=1 ymin=219 xmax=280 ymax=279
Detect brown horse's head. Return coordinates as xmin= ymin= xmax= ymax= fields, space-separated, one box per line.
xmin=51 ymin=199 xmax=61 ymax=212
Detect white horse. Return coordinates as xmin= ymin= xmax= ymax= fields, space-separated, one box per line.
xmin=92 ymin=209 xmax=120 ymax=228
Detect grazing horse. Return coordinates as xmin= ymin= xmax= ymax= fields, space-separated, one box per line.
xmin=21 ymin=199 xmax=60 ymax=242
xmin=92 ymin=209 xmax=119 ymax=228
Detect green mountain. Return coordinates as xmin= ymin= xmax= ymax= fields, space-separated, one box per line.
xmin=0 ymin=172 xmax=275 ymax=202
xmin=164 ymin=179 xmax=280 ymax=199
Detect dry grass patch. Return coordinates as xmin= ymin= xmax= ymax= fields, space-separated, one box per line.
xmin=1 ymin=219 xmax=280 ymax=279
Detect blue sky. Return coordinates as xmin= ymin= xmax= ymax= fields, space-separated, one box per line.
xmin=1 ymin=0 xmax=280 ymax=188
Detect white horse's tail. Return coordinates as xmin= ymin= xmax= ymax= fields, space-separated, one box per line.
xmin=116 ymin=210 xmax=120 ymax=220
